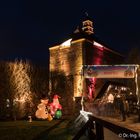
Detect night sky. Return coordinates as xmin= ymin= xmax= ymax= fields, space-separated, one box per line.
xmin=0 ymin=0 xmax=140 ymax=66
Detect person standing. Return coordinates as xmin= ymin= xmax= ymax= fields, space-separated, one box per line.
xmin=107 ymin=93 xmax=114 ymax=116
xmin=124 ymin=100 xmax=130 ymax=117
xmin=117 ymin=95 xmax=126 ymax=121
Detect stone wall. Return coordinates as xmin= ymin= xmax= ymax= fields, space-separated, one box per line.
xmin=49 ymin=39 xmax=124 ymax=117
xmin=49 ymin=39 xmax=85 ymax=116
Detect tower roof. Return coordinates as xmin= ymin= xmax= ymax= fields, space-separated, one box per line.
xmin=82 ymin=12 xmax=93 ymax=21
xmin=71 ymin=12 xmax=95 ymax=41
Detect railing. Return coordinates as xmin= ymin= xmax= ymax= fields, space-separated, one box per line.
xmin=72 ymin=114 xmax=140 ymax=140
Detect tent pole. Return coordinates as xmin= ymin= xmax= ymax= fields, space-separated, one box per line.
xmin=81 ymin=66 xmax=84 ymax=111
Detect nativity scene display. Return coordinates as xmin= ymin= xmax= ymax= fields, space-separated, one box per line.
xmin=35 ymin=94 xmax=62 ymax=121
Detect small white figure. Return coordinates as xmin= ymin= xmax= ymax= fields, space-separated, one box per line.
xmin=28 ymin=115 xmax=32 ymax=122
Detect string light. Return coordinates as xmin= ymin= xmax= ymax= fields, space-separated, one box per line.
xmin=8 ymin=60 xmax=33 ymax=115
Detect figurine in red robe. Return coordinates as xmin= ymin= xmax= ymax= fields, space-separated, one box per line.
xmin=49 ymin=95 xmax=62 ymax=118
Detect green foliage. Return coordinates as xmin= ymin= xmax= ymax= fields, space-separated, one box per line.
xmin=50 ymin=71 xmax=74 ymax=116
xmin=126 ymin=47 xmax=140 ymax=64
xmin=125 ymin=47 xmax=140 ymax=99
xmin=29 ymin=64 xmax=49 ymax=98
xmin=0 ymin=62 xmax=12 ymax=120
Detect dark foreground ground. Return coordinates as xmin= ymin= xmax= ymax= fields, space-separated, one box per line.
xmin=0 ymin=119 xmax=73 ymax=140
xmin=0 ymin=117 xmax=130 ymax=140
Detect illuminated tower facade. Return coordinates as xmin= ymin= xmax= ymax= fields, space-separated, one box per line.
xmin=49 ymin=15 xmax=124 ymax=115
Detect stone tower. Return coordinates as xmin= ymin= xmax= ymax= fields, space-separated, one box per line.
xmin=49 ymin=15 xmax=124 ymax=116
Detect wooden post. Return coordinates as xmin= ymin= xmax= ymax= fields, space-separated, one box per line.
xmin=72 ymin=120 xmax=90 ymax=140
xmin=95 ymin=122 xmax=104 ymax=140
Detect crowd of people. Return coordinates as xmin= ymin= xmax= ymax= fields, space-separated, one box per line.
xmin=84 ymin=85 xmax=137 ymax=121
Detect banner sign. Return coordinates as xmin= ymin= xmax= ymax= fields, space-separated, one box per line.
xmin=83 ymin=65 xmax=135 ymax=78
